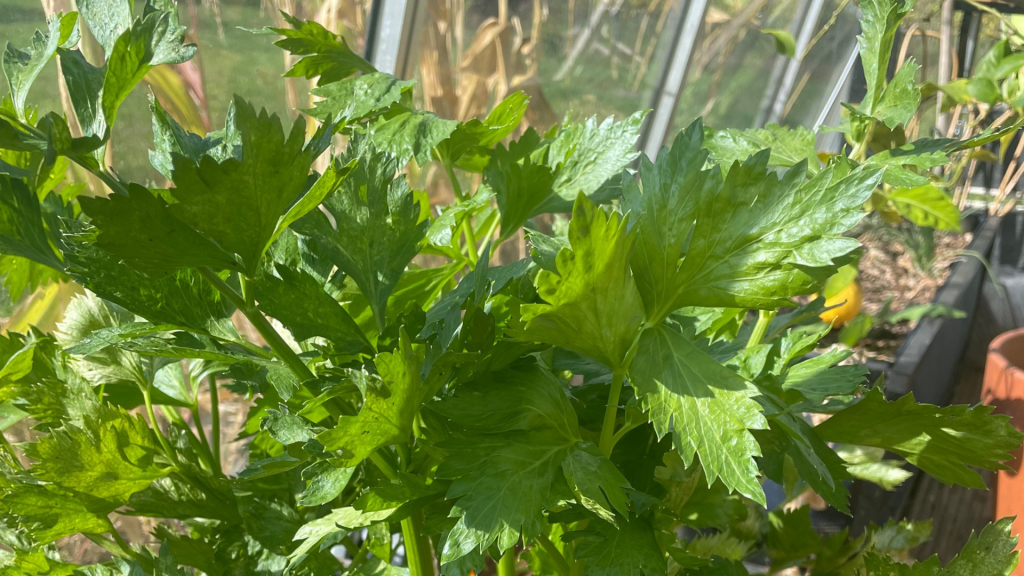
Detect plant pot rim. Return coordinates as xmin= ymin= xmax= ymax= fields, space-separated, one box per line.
xmin=987 ymin=327 xmax=1024 ymax=382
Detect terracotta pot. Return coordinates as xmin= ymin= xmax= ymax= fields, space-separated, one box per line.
xmin=983 ymin=328 xmax=1024 ymax=571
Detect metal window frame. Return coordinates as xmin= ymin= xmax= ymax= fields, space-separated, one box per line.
xmin=763 ymin=0 xmax=828 ymax=125
xmin=639 ymin=0 xmax=711 ymax=159
xmin=364 ymin=0 xmax=427 ymax=78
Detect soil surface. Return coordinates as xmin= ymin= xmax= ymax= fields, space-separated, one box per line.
xmin=848 ymin=227 xmax=972 ymax=364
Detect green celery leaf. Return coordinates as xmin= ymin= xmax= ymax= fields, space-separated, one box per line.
xmin=362 ymin=109 xmax=458 ymax=166
xmin=262 ymin=404 xmax=315 ymax=445
xmin=317 ymin=333 xmax=420 ymax=465
xmin=112 ymin=331 xmax=255 ymax=363
xmin=2 ymin=13 xmax=79 ymax=119
xmin=1 ymin=485 xmax=110 ymax=545
xmin=628 ymin=323 xmax=767 ymax=505
xmin=0 ymin=176 xmax=64 ymax=272
xmin=836 ymin=445 xmax=913 ymax=490
xmin=22 ymin=410 xmax=167 ymax=512
xmin=148 ymin=96 xmax=235 ymax=180
xmin=101 ymin=6 xmax=196 ymax=130
xmin=886 ymin=185 xmax=961 ymax=231
xmin=488 ymin=140 xmax=557 ymax=239
xmin=141 ymin=0 xmax=199 ymax=66
xmin=561 ymin=441 xmax=632 ymax=525
xmin=886 ymin=303 xmax=965 ymax=323
xmin=673 ymin=154 xmax=879 ymax=309
xmin=527 ymin=230 xmax=568 ymax=274
xmin=254 ymin=263 xmax=370 ymax=355
xmin=433 ymin=364 xmax=578 ymax=560
xmin=521 ymin=195 xmax=644 ymax=371
xmin=55 ymin=48 xmax=106 ymax=137
xmin=859 ymin=0 xmax=915 ymax=116
xmin=347 ymin=262 xmax=462 ymax=338
xmin=299 ymin=460 xmax=355 ymax=507
xmin=308 ymin=72 xmax=414 ymax=122
xmin=79 ymin=183 xmax=241 ymax=276
xmin=56 ymin=292 xmax=152 ymax=390
xmin=271 ymin=13 xmax=376 ymax=85
xmin=781 ymin=349 xmax=868 ymax=401
xmin=624 ymin=120 xmax=719 ymax=322
xmin=0 ymin=255 xmax=65 ymax=296
xmin=868 ymin=518 xmax=932 ymax=554
xmin=0 ymin=547 xmax=76 ymax=576
xmin=816 ymin=387 xmax=1024 ymax=488
xmin=65 ymin=242 xmax=237 ymax=339
xmin=167 ymin=96 xmax=332 ymax=276
xmin=864 ymin=138 xmax=950 ymax=188
xmin=294 ymin=136 xmax=428 ymax=329
xmin=436 ymin=91 xmax=529 ymax=171
xmin=237 ymin=451 xmax=307 ymax=481
xmin=767 ymin=506 xmax=819 ymax=571
xmin=875 ymin=60 xmax=921 ymax=128
xmin=679 ymin=532 xmax=752 ymax=562
xmin=77 ymin=0 xmax=132 ymax=55
xmin=68 ymin=0 xmax=196 ymax=138
xmin=366 ymin=523 xmax=391 ymax=561
xmin=546 ymin=111 xmax=646 ymax=202
xmin=440 ymin=533 xmax=486 ymax=576
xmin=755 ymin=396 xmax=852 ymax=512
xmin=862 ymin=518 xmax=1018 ymax=575
xmin=419 ymin=256 xmax=532 ymax=352
xmin=290 ymin=506 xmax=393 ymax=560
xmin=705 ymin=123 xmax=818 ymax=171
xmin=574 ymin=516 xmax=667 ymax=576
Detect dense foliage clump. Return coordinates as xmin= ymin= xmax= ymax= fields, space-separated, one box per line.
xmin=0 ymin=1 xmax=1021 ymax=575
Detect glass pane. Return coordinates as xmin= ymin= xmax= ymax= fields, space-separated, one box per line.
xmin=0 ymin=0 xmax=374 ymax=182
xmin=672 ymin=0 xmax=805 ymax=132
xmin=412 ymin=0 xmax=685 ymax=133
xmin=778 ymin=0 xmax=860 ymax=129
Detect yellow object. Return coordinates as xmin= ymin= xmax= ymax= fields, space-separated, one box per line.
xmin=818 ymin=281 xmax=863 ymax=326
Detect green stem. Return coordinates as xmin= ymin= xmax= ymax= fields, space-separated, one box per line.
xmin=0 ymin=432 xmax=21 ymax=468
xmin=535 ymin=534 xmax=570 ymax=576
xmin=108 ymin=525 xmax=135 ymax=558
xmin=239 ymin=274 xmax=254 ymax=308
xmin=369 ymin=451 xmax=399 ymax=481
xmin=477 ymin=213 xmax=501 ymax=261
xmin=463 ymin=219 xmax=479 ymax=267
xmin=850 ymin=123 xmax=875 ymax=163
xmin=188 ymin=405 xmax=211 ymax=458
xmin=401 ymin=513 xmax=435 ymax=576
xmin=442 ymin=159 xmax=466 ymax=203
xmin=161 ymin=405 xmax=215 ymax=474
xmin=440 ymin=158 xmax=479 ymax=267
xmin=142 ymin=384 xmax=179 ymax=467
xmin=746 ymin=310 xmax=777 ymax=349
xmin=347 ymin=536 xmax=373 ymax=570
xmin=199 ymin=268 xmax=315 ymax=383
xmin=209 ymin=376 xmax=222 ymax=474
xmin=497 ymin=548 xmax=517 ymax=576
xmin=0 ymin=114 xmax=129 ymax=197
xmin=608 ymin=418 xmax=644 ymax=452
xmin=598 ymin=370 xmax=626 ymax=457
xmin=87 ymin=533 xmax=135 ymax=561
xmin=397 ymin=442 xmax=412 ymax=473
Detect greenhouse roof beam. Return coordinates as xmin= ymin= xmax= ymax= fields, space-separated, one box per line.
xmin=641 ymin=0 xmax=710 ymax=159
xmin=364 ymin=0 xmax=427 ymax=78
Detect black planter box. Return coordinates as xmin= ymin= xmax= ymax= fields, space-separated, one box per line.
xmin=848 ymin=213 xmax=1011 ymax=531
